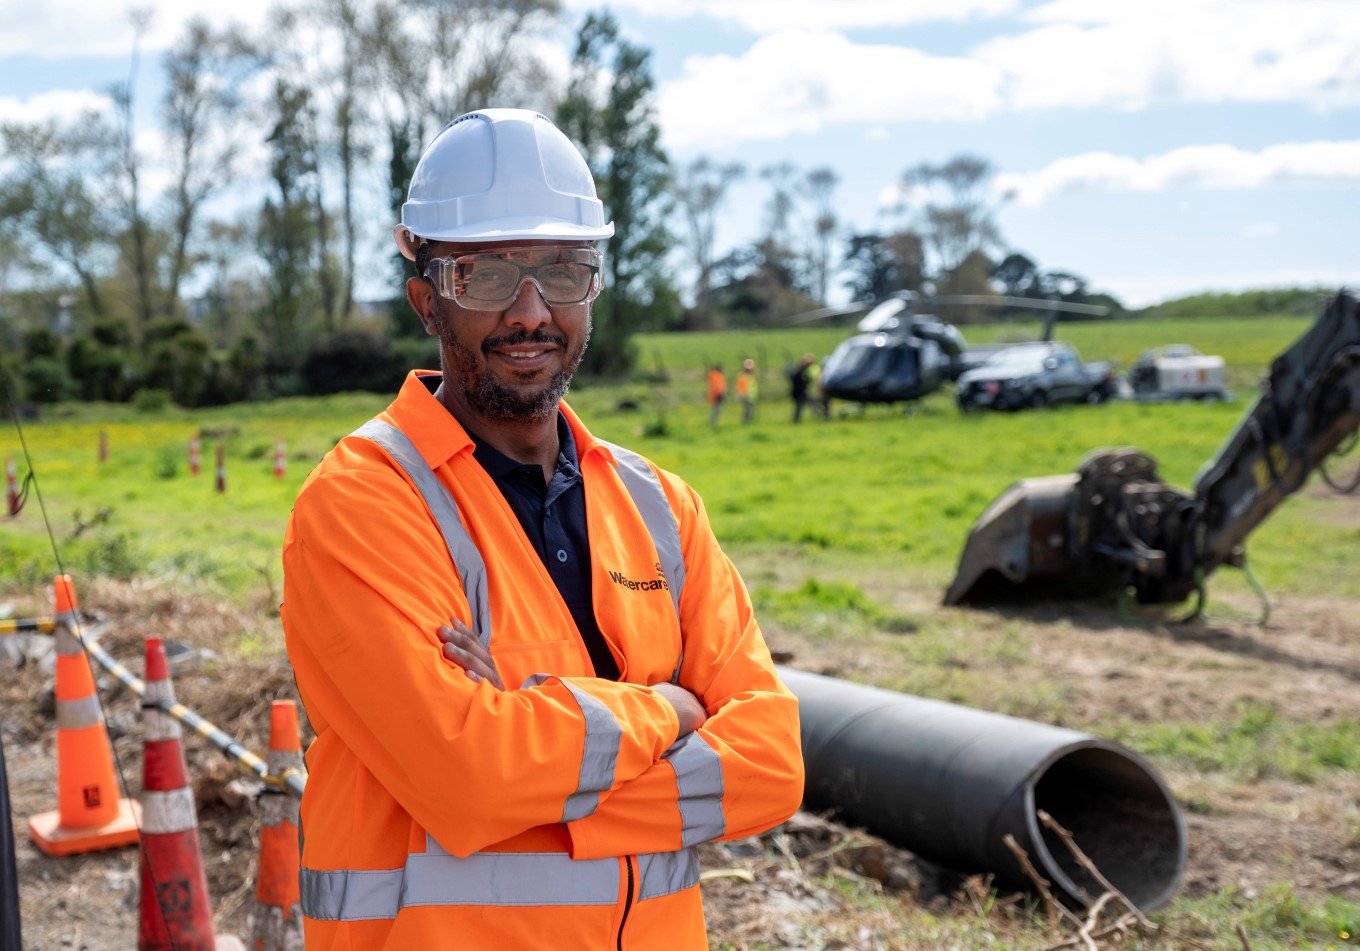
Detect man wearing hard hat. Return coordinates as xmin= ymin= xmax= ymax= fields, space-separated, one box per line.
xmin=281 ymin=110 xmax=804 ymax=950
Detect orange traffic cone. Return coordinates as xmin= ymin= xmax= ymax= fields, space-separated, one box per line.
xmin=98 ymin=430 xmax=108 ymax=464
xmin=4 ymin=455 xmax=18 ymax=516
xmin=214 ymin=442 xmax=226 ymax=494
xmin=250 ymin=701 xmax=304 ymax=949
xmin=189 ymin=436 xmax=202 ymax=477
xmin=272 ymin=438 xmax=286 ymax=480
xmin=28 ymin=575 xmax=141 ymax=855
xmin=138 ymin=637 xmax=244 ymax=951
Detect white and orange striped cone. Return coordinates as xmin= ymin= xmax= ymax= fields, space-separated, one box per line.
xmin=272 ymin=438 xmax=286 ymax=480
xmin=214 ymin=442 xmax=226 ymax=494
xmin=98 ymin=430 xmax=108 ymax=465
xmin=188 ymin=436 xmax=202 ymax=477
xmin=28 ymin=575 xmax=141 ymax=856
xmin=138 ymin=637 xmax=244 ymax=951
xmin=4 ymin=455 xmax=18 ymax=516
xmin=250 ymin=701 xmax=304 ymax=950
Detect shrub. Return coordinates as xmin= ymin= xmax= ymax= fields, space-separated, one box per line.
xmin=19 ymin=356 xmax=74 ymax=403
xmin=300 ymin=330 xmax=400 ymax=395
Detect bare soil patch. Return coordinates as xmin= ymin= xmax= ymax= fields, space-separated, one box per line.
xmin=2 ymin=575 xmax=1357 ymax=949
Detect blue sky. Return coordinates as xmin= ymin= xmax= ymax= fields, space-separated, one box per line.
xmin=2 ymin=0 xmax=1357 ymax=308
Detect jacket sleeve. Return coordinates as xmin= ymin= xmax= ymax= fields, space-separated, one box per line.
xmin=565 ymin=476 xmax=804 ymax=859
xmin=283 ymin=460 xmax=683 ymax=857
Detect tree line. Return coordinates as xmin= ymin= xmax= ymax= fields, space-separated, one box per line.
xmin=0 ymin=0 xmax=1113 ymax=407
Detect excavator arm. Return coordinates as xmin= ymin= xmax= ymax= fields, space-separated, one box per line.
xmin=945 ymin=290 xmax=1360 ymax=607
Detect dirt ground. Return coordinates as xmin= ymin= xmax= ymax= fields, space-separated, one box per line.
xmin=2 ymin=575 xmax=1357 ymax=949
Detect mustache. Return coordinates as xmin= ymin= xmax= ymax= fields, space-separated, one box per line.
xmin=481 ymin=328 xmax=569 ymax=352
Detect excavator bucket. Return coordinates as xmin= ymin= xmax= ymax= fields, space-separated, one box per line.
xmin=943 ymin=473 xmax=1080 ymax=605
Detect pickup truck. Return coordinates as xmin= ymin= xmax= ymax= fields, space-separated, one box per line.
xmin=955 ymin=342 xmax=1114 ymax=411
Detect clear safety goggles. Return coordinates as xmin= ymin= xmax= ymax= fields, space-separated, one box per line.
xmin=424 ymin=246 xmax=603 ymax=310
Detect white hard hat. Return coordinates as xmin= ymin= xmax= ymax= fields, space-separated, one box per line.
xmin=394 ymin=108 xmax=614 ymax=260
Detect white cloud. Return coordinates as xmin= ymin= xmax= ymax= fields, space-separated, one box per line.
xmin=650 ymin=0 xmax=1360 ymax=151
xmin=561 ymin=0 xmax=1016 ymax=34
xmin=0 ymin=89 xmax=114 ymax=124
xmin=657 ymin=31 xmax=1002 ymax=150
xmin=0 ymin=1 xmax=278 ymax=58
xmin=1243 ymin=221 xmax=1279 ymax=239
xmin=978 ymin=0 xmax=1360 ymax=111
xmin=996 ymin=140 xmax=1360 ymax=206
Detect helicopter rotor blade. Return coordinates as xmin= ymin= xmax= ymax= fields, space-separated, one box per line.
xmin=929 ymin=295 xmax=1110 ymax=317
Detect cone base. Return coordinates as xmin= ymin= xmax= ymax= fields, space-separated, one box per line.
xmin=215 ymin=937 xmax=246 ymax=950
xmin=28 ymin=797 xmax=142 ymax=856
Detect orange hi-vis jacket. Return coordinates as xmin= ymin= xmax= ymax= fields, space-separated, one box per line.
xmin=282 ymin=371 xmax=804 ymax=950
xmin=706 ymin=368 xmax=726 ymax=403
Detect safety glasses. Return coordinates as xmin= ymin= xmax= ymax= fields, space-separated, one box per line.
xmin=424 ymin=246 xmax=603 ymax=310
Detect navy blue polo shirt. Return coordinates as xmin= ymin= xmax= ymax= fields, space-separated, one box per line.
xmin=467 ymin=413 xmax=621 ymax=682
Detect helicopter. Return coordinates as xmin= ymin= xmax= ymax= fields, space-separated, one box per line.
xmin=805 ymin=291 xmax=1110 ymax=408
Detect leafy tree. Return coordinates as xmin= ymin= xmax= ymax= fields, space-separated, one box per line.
xmin=803 ymin=167 xmax=840 ymax=304
xmin=160 ymin=18 xmax=259 ymax=319
xmin=109 ymin=8 xmax=160 ymax=338
xmin=557 ymin=10 xmax=675 ymax=376
xmin=994 ymin=251 xmax=1040 ymax=298
xmin=841 ymin=231 xmax=926 ymax=304
xmin=0 ymin=119 xmax=120 ymax=318
xmin=671 ymin=156 xmax=744 ymax=329
xmin=898 ymin=154 xmax=1006 ymax=280
xmin=258 ymin=78 xmax=322 ymax=361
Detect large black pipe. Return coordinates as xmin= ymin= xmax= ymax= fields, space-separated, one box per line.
xmin=780 ymin=667 xmax=1186 ymax=912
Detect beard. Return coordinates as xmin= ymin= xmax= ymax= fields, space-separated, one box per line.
xmin=434 ymin=306 xmax=591 ymax=423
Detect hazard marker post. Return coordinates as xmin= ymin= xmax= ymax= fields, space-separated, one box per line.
xmin=4 ymin=456 xmax=18 ymax=516
xmin=214 ymin=443 xmax=226 ymax=494
xmin=188 ymin=436 xmax=201 ymax=477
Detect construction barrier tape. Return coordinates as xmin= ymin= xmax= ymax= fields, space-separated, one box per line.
xmin=74 ymin=623 xmax=306 ymax=800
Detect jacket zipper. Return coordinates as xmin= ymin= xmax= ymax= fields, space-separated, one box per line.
xmin=616 ymin=855 xmax=636 ymax=951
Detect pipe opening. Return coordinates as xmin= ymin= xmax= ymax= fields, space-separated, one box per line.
xmin=1030 ymin=745 xmax=1186 ymax=912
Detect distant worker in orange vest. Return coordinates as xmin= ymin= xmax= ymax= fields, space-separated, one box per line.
xmin=706 ymin=363 xmax=726 ymax=428
xmin=736 ymin=358 xmax=758 ymax=424
xmin=281 ymin=109 xmax=803 ymax=951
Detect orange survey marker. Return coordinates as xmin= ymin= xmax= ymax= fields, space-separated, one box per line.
xmin=251 ymin=701 xmax=305 ymax=950
xmin=27 ymin=575 xmax=141 ymax=856
xmin=188 ymin=436 xmax=201 ymax=477
xmin=139 ymin=637 xmax=244 ymax=951
xmin=272 ymin=437 xmax=286 ymax=479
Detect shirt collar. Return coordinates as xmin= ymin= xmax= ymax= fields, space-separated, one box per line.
xmin=468 ymin=412 xmax=579 ymax=480
xmin=384 ymin=370 xmax=601 ymax=472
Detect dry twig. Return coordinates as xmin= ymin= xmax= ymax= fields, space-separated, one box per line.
xmin=1037 ymin=809 xmax=1156 ymax=931
xmin=1002 ymin=833 xmax=1084 ymax=932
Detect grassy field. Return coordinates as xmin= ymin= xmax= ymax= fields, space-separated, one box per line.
xmin=3 ymin=310 xmax=1357 ymax=948
xmin=5 ymin=310 xmax=1350 ymax=604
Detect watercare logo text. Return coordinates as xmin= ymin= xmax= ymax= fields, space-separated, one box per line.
xmin=607 ymin=567 xmax=669 ymax=592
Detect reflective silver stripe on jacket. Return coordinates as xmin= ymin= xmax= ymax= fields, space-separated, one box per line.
xmin=521 ymin=675 xmax=623 ymax=822
xmin=664 ymin=732 xmax=726 ymax=847
xmin=299 ymin=844 xmax=699 ymax=920
xmin=352 ymin=419 xmax=493 ymax=647
xmin=601 ymin=439 xmax=687 ymax=683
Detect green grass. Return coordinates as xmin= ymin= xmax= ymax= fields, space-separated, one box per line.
xmin=1112 ymin=703 xmax=1360 ymax=781
xmin=3 ymin=312 xmax=1355 ymax=606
